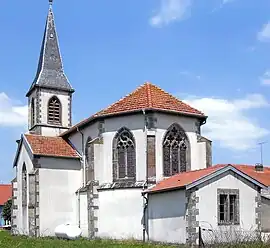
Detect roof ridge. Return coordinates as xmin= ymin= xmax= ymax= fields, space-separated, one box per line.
xmin=94 ymin=83 xmax=148 ymax=116
xmin=151 ymin=83 xmax=205 ymax=116
xmin=145 ymin=81 xmax=153 ymax=107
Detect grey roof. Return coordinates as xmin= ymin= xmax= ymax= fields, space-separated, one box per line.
xmin=26 ymin=5 xmax=74 ymax=97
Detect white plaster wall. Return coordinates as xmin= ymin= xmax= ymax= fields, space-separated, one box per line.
xmin=68 ymin=114 xmax=146 ymax=184
xmin=102 ymin=114 xmax=146 ymax=183
xmin=148 ymin=190 xmax=187 ymax=244
xmin=97 ymin=188 xmax=143 ymax=240
xmin=39 ymin=90 xmax=70 ymax=127
xmin=78 ymin=192 xmax=88 ymax=237
xmin=197 ymin=172 xmax=258 ymax=235
xmin=197 ymin=142 xmax=207 ymax=168
xmin=68 ymin=122 xmax=99 ymax=155
xmin=14 ymin=141 xmax=34 ymax=235
xmin=67 ymin=111 xmax=209 ymax=185
xmin=38 ymin=157 xmax=81 ymax=236
xmin=155 ymin=112 xmax=205 ymax=182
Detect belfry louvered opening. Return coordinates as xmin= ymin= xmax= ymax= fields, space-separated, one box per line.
xmin=48 ymin=96 xmax=61 ymax=125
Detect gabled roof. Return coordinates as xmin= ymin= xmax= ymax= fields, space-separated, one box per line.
xmin=24 ymin=134 xmax=79 ymax=159
xmin=26 ymin=4 xmax=74 ymax=97
xmin=147 ymin=164 xmax=269 ymax=194
xmin=0 ymin=184 xmax=12 ymax=205
xmin=61 ymin=82 xmax=206 ymax=136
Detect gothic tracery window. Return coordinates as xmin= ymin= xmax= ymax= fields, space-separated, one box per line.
xmin=48 ymin=96 xmax=61 ymax=125
xmin=163 ymin=123 xmax=189 ymax=176
xmin=85 ymin=136 xmax=94 ymax=183
xmin=112 ymin=127 xmax=136 ymax=182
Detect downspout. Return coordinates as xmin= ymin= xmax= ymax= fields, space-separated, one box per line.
xmin=142 ymin=109 xmax=148 ymax=242
xmin=77 ymin=127 xmax=85 ymax=187
xmin=76 ymin=127 xmax=85 ymax=228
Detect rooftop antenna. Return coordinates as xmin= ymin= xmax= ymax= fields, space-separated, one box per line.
xmin=258 ymin=141 xmax=268 ymax=165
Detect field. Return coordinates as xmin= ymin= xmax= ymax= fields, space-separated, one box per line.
xmin=0 ymin=230 xmax=270 ymax=248
xmin=0 ymin=231 xmax=177 ymax=248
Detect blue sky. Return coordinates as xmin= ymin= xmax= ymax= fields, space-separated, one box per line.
xmin=1 ymin=0 xmax=270 ymax=183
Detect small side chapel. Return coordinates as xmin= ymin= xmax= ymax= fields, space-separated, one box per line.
xmin=11 ymin=1 xmax=213 ymax=243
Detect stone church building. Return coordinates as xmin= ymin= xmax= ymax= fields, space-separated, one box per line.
xmin=11 ymin=2 xmax=270 ymax=245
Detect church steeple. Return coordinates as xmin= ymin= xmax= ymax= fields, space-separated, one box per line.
xmin=26 ymin=1 xmax=74 ymax=97
xmin=27 ymin=1 xmax=74 ymax=136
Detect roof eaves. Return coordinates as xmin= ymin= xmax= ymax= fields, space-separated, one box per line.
xmin=143 ymin=185 xmax=186 ymax=195
xmin=12 ymin=135 xmax=23 ymax=167
xmin=61 ymin=108 xmax=207 ymax=137
xmin=186 ymin=165 xmax=268 ymax=190
xmin=33 ymin=153 xmax=80 ymax=160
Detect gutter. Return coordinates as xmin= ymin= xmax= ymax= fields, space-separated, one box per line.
xmin=76 ymin=127 xmax=85 ymax=228
xmin=60 ymin=108 xmax=207 ymax=137
xmin=77 ymin=127 xmax=85 ymax=187
xmin=142 ymin=109 xmax=149 ymax=242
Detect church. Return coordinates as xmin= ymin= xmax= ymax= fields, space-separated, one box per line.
xmin=11 ymin=1 xmax=270 ymax=246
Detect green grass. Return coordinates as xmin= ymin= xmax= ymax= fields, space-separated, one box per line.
xmin=0 ymin=231 xmax=177 ymax=248
xmin=1 ymin=230 xmax=270 ymax=248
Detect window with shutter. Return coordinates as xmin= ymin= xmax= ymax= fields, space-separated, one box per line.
xmin=48 ymin=96 xmax=61 ymax=125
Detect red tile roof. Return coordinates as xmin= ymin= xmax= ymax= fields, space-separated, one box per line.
xmin=148 ymin=164 xmax=270 ymax=193
xmin=95 ymin=82 xmax=205 ymax=117
xmin=61 ymin=82 xmax=206 ymax=136
xmin=0 ymin=184 xmax=12 ymax=205
xmin=25 ymin=134 xmax=79 ymax=159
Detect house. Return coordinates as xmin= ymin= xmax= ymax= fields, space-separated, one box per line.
xmin=0 ymin=184 xmax=12 ymax=227
xmin=145 ymin=163 xmax=270 ymax=245
xmin=11 ymin=1 xmax=211 ymax=239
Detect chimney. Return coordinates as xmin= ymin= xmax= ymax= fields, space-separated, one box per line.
xmin=255 ymin=163 xmax=263 ymax=172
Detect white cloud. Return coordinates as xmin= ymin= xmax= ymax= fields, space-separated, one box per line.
xmin=260 ymin=70 xmax=270 ymax=85
xmin=257 ymin=22 xmax=270 ymax=42
xmin=180 ymin=70 xmax=201 ymax=80
xmin=0 ymin=92 xmax=27 ymax=127
xmin=149 ymin=0 xmax=192 ymax=27
xmin=183 ymin=94 xmax=269 ymax=151
xmin=212 ymin=0 xmax=235 ymax=12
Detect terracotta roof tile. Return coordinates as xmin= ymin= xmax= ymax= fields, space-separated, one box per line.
xmin=94 ymin=82 xmax=205 ymax=117
xmin=149 ymin=164 xmax=270 ymax=193
xmin=0 ymin=184 xmax=12 ymax=205
xmin=25 ymin=134 xmax=79 ymax=159
xmin=61 ymin=82 xmax=205 ymax=136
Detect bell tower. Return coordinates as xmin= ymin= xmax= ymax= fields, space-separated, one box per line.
xmin=26 ymin=0 xmax=74 ymax=136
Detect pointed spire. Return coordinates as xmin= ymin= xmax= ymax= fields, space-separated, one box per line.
xmin=26 ymin=2 xmax=74 ymax=97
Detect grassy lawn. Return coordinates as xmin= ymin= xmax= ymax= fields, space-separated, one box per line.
xmin=0 ymin=231 xmax=177 ymax=248
xmin=1 ymin=230 xmax=270 ymax=248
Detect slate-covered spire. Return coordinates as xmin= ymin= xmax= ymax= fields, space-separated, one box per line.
xmin=26 ymin=1 xmax=74 ymax=96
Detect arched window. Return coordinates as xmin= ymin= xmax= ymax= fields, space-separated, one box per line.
xmin=48 ymin=96 xmax=61 ymax=125
xmin=85 ymin=136 xmax=94 ymax=183
xmin=163 ymin=123 xmax=190 ymax=176
xmin=31 ymin=98 xmax=35 ymax=127
xmin=112 ymin=127 xmax=136 ymax=182
xmin=22 ymin=164 xmax=27 ymax=206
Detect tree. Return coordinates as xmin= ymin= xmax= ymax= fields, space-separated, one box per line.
xmin=2 ymin=198 xmax=12 ymax=223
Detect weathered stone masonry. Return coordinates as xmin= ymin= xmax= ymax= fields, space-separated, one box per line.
xmin=28 ymin=169 xmax=40 ymax=237
xmin=186 ymin=190 xmax=199 ymax=245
